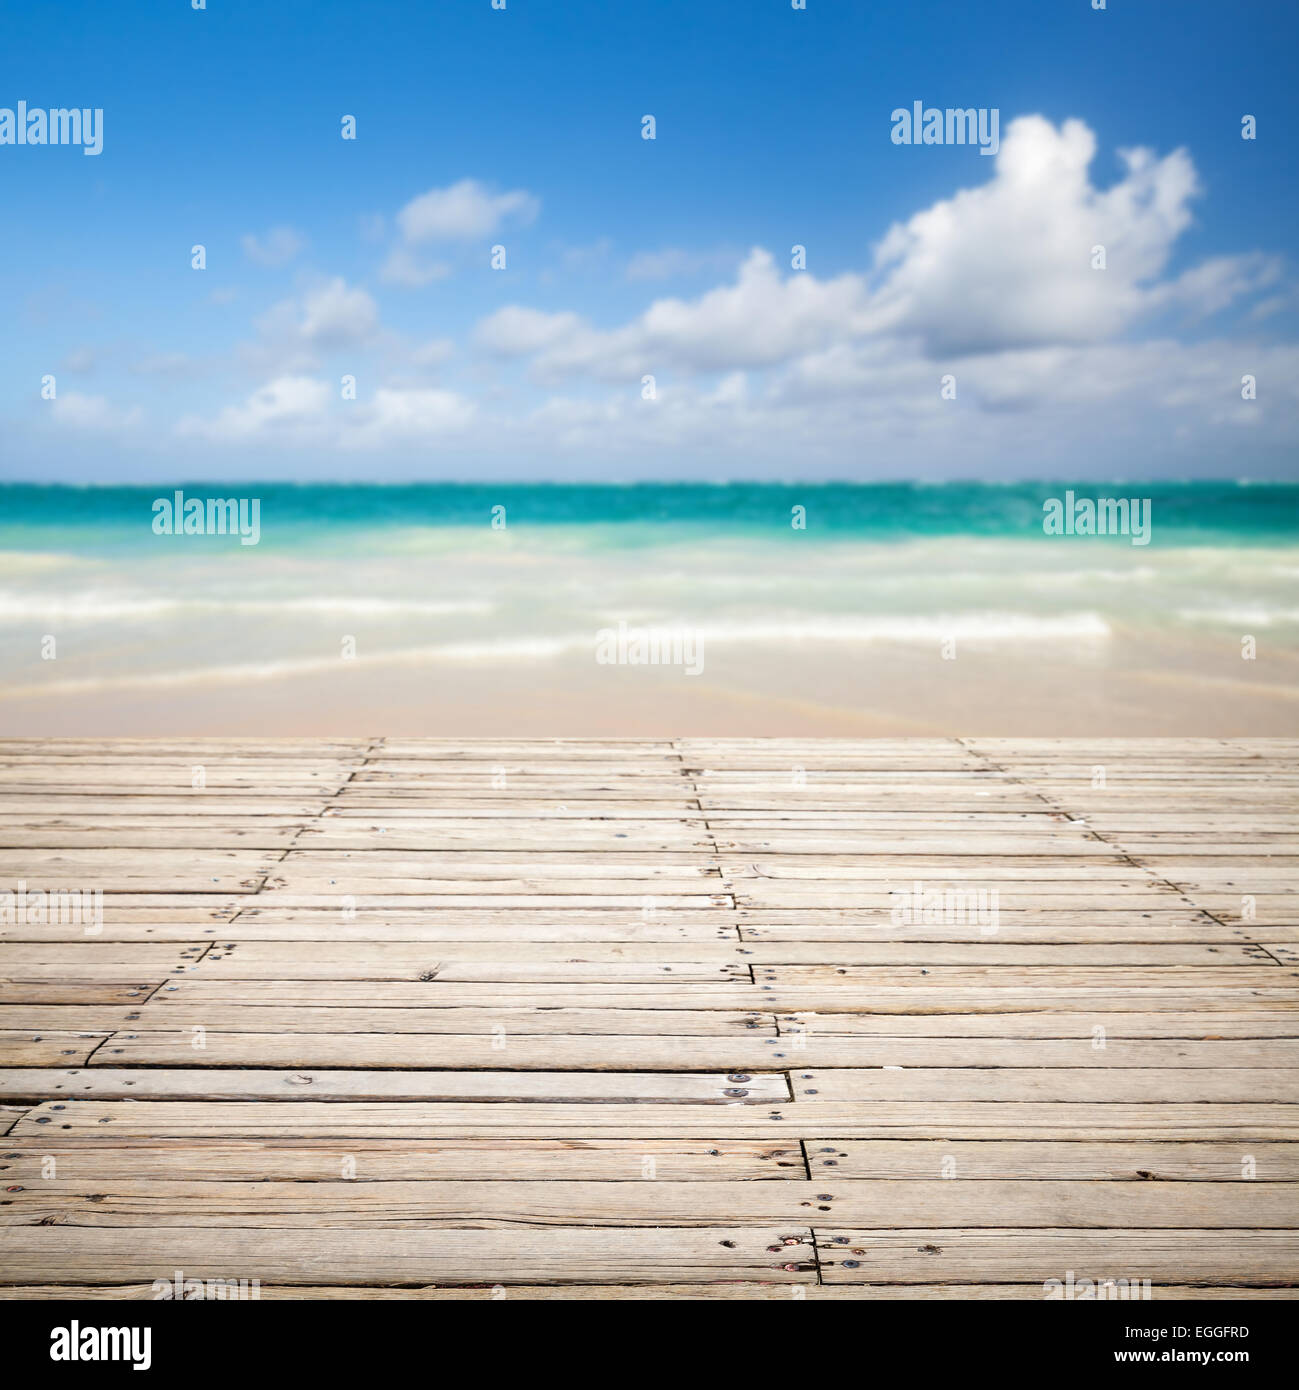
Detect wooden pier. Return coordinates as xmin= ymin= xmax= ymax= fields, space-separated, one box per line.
xmin=1 ymin=738 xmax=1297 ymax=1298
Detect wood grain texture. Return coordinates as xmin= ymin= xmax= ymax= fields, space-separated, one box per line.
xmin=0 ymin=736 xmax=1296 ymax=1297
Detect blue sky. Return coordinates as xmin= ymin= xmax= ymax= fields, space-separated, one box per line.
xmin=1 ymin=0 xmax=1297 ymax=481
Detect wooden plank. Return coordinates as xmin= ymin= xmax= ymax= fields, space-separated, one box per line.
xmin=787 ymin=1068 xmax=1299 ymax=1102
xmin=756 ymin=967 xmax=1297 ymax=989
xmin=0 ymin=1105 xmax=31 ymax=1135
xmin=0 ymin=984 xmax=157 ymax=1005
xmin=0 ymin=1069 xmax=792 ymax=1104
xmin=152 ymin=982 xmax=766 ymax=1007
xmin=806 ymin=1140 xmax=1299 ymax=1180
xmin=815 ymin=1229 xmax=1299 ymax=1285
xmin=145 ymin=979 xmax=1299 ymax=1013
xmin=0 ymin=1033 xmax=109 ymax=1066
xmin=0 ymin=1138 xmax=806 ymax=1181
xmin=0 ymin=1227 xmax=819 ymax=1286
xmin=84 ymin=1031 xmax=1299 ymax=1070
xmin=777 ymin=1011 xmax=1299 ymax=1038
xmin=0 ymin=921 xmax=745 ymax=944
xmin=0 ymin=1006 xmax=774 ymax=1036
xmin=4 ymin=1178 xmax=1293 ymax=1230
xmin=14 ymin=1100 xmax=1299 ymax=1139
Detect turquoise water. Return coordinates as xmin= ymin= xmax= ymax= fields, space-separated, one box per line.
xmin=0 ymin=481 xmax=1296 ymax=551
xmin=0 ymin=481 xmax=1296 ymax=702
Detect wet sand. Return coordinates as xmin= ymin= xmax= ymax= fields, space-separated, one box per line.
xmin=3 ymin=627 xmax=1295 ymax=737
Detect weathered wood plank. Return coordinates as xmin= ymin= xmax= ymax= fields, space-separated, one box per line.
xmin=805 ymin=1140 xmax=1299 ymax=1180
xmin=14 ymin=1099 xmax=1299 ymax=1139
xmin=815 ymin=1229 xmax=1299 ymax=1285
xmin=82 ymin=1032 xmax=1299 ymax=1070
xmin=0 ymin=1006 xmax=773 ymax=1036
xmin=788 ymin=1068 xmax=1299 ymax=1102
xmin=0 ymin=1138 xmax=805 ymax=1181
xmin=0 ymin=1227 xmax=819 ymax=1285
xmin=4 ymin=1178 xmax=1292 ymax=1230
xmin=0 ymin=1069 xmax=792 ymax=1104
xmin=0 ymin=1033 xmax=109 ymax=1066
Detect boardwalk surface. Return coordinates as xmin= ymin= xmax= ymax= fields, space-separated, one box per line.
xmin=1 ymin=737 xmax=1297 ymax=1299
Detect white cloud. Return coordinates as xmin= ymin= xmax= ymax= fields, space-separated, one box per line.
xmin=476 ymin=249 xmax=870 ymax=381
xmin=396 ymin=179 xmax=539 ymax=243
xmin=176 ymin=376 xmax=475 ymax=450
xmin=1147 ymin=253 xmax=1282 ymax=320
xmin=341 ymin=387 xmax=477 ymax=447
xmin=865 ymin=116 xmax=1203 ymax=354
xmin=297 ymin=278 xmax=379 ymax=347
xmin=240 ymin=226 xmax=306 ymax=267
xmin=177 ymin=375 xmax=331 ymax=442
xmin=242 ymin=277 xmax=381 ymax=372
xmin=475 ymin=305 xmax=587 ymax=357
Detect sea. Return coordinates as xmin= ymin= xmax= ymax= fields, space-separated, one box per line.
xmin=0 ymin=481 xmax=1295 ymax=704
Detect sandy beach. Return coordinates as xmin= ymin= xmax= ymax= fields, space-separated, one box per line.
xmin=2 ymin=626 xmax=1295 ymax=737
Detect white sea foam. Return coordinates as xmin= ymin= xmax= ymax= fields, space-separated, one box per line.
xmin=686 ymin=613 xmax=1111 ymax=644
xmin=0 ymin=592 xmax=492 ymax=623
xmin=1177 ymin=606 xmax=1299 ymax=628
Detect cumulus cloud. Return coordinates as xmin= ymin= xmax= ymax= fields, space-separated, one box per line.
xmin=296 ymin=278 xmax=380 ymax=347
xmin=177 ymin=375 xmax=332 ymax=442
xmin=340 ymin=387 xmax=476 ymax=448
xmin=865 ymin=116 xmax=1205 ymax=354
xmin=476 ymin=249 xmax=870 ymax=380
xmin=474 ymin=305 xmax=587 ymax=357
xmin=240 ymin=226 xmax=306 ymax=267
xmin=242 ymin=277 xmax=381 ymax=372
xmin=396 ymin=179 xmax=539 ymax=242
